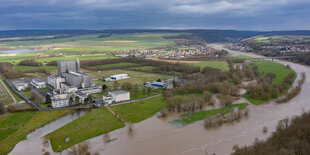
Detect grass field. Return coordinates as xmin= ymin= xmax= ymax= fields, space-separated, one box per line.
xmin=35 ymin=54 xmax=116 ymax=63
xmin=243 ymin=60 xmax=296 ymax=105
xmin=173 ymin=103 xmax=248 ymax=125
xmin=0 ymin=33 xmax=178 ymax=53
xmin=89 ymin=69 xmax=173 ymax=87
xmin=189 ymin=61 xmax=229 ymax=71
xmin=88 ymin=62 xmax=139 ymax=70
xmin=45 ymin=107 xmax=125 ymax=152
xmin=253 ymin=60 xmax=296 ymax=84
xmin=13 ymin=65 xmax=57 ymax=72
xmin=0 ymin=110 xmax=70 ymax=155
xmin=110 ymin=95 xmax=165 ymax=123
xmin=0 ymin=111 xmax=37 ymax=142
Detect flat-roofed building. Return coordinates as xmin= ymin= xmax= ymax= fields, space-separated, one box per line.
xmin=30 ymin=78 xmax=46 ymax=89
xmin=13 ymin=81 xmax=28 ymax=91
xmin=108 ymin=90 xmax=130 ymax=102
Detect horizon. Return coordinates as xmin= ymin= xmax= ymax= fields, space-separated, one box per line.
xmin=1 ymin=0 xmax=310 ymax=31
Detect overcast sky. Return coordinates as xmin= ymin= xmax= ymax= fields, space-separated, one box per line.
xmin=1 ymin=0 xmax=310 ymax=31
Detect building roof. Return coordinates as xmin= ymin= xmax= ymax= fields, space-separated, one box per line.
xmin=109 ymin=90 xmax=129 ymax=95
xmin=74 ymin=91 xmax=88 ymax=98
xmin=32 ymin=78 xmax=45 ymax=83
xmin=13 ymin=81 xmax=27 ymax=86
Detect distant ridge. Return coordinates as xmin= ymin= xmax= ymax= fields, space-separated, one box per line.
xmin=1 ymin=29 xmax=310 ymax=43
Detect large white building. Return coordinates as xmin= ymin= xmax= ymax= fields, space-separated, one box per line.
xmin=30 ymin=78 xmax=46 ymax=89
xmin=13 ymin=81 xmax=28 ymax=91
xmin=110 ymin=74 xmax=129 ymax=81
xmin=47 ymin=59 xmax=102 ymax=108
xmin=108 ymin=90 xmax=130 ymax=102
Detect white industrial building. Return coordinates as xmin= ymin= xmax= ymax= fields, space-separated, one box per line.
xmin=30 ymin=78 xmax=46 ymax=89
xmin=13 ymin=81 xmax=28 ymax=91
xmin=47 ymin=59 xmax=102 ymax=108
xmin=110 ymin=74 xmax=129 ymax=81
xmin=144 ymin=81 xmax=173 ymax=89
xmin=102 ymin=90 xmax=130 ymax=104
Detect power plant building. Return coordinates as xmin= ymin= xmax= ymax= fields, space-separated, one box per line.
xmin=48 ymin=59 xmax=101 ymax=108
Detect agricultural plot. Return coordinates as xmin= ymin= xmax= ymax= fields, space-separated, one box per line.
xmin=0 ymin=80 xmax=14 ymax=105
xmin=0 ymin=33 xmax=179 ymax=54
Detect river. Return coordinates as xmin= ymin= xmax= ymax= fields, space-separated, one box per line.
xmin=9 ymin=110 xmax=89 ymax=155
xmin=8 ymin=44 xmax=310 ymax=155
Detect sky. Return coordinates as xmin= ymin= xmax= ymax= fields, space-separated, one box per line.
xmin=0 ymin=0 xmax=310 ymax=31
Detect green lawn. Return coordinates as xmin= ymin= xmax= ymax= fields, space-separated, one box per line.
xmin=13 ymin=65 xmax=57 ymax=72
xmin=189 ymin=61 xmax=229 ymax=71
xmin=0 ymin=110 xmax=70 ymax=155
xmin=35 ymin=54 xmax=116 ymax=63
xmin=173 ymin=103 xmax=249 ymax=125
xmin=243 ymin=60 xmax=296 ymax=105
xmin=45 ymin=107 xmax=125 ymax=152
xmin=89 ymin=69 xmax=173 ymax=87
xmin=110 ymin=95 xmax=165 ymax=123
xmin=89 ymin=62 xmax=139 ymax=70
xmin=253 ymin=60 xmax=296 ymax=84
xmin=0 ymin=111 xmax=37 ymax=142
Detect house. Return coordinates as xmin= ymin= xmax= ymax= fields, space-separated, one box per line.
xmin=13 ymin=81 xmax=28 ymax=91
xmin=30 ymin=78 xmax=46 ymax=89
xmin=108 ymin=90 xmax=130 ymax=102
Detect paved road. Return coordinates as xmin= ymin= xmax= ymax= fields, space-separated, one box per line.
xmin=0 ymin=78 xmax=17 ymax=105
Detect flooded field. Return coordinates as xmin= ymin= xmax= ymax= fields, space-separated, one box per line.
xmin=9 ymin=110 xmax=89 ymax=155
xmin=0 ymin=49 xmax=38 ymax=53
xmin=8 ymin=44 xmax=310 ymax=155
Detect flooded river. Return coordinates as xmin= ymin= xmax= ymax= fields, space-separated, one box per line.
xmin=9 ymin=110 xmax=89 ymax=155
xmin=8 ymin=44 xmax=310 ymax=155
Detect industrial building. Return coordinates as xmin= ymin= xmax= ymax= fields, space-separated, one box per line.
xmin=102 ymin=90 xmax=130 ymax=104
xmin=13 ymin=81 xmax=28 ymax=91
xmin=30 ymin=78 xmax=46 ymax=89
xmin=144 ymin=81 xmax=173 ymax=89
xmin=47 ymin=59 xmax=102 ymax=108
xmin=110 ymin=74 xmax=129 ymax=80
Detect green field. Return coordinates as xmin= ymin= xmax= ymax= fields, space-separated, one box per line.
xmin=189 ymin=61 xmax=229 ymax=71
xmin=45 ymin=108 xmax=125 ymax=152
xmin=88 ymin=62 xmax=139 ymax=70
xmin=0 ymin=111 xmax=37 ymax=141
xmin=110 ymin=95 xmax=165 ymax=123
xmin=0 ymin=33 xmax=178 ymax=53
xmin=253 ymin=60 xmax=296 ymax=84
xmin=35 ymin=54 xmax=116 ymax=63
xmin=243 ymin=60 xmax=296 ymax=105
xmin=13 ymin=65 xmax=57 ymax=72
xmin=89 ymin=69 xmax=173 ymax=87
xmin=173 ymin=103 xmax=248 ymax=125
xmin=0 ymin=110 xmax=70 ymax=155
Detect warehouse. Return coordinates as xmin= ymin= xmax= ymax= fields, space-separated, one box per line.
xmin=110 ymin=74 xmax=129 ymax=81
xmin=13 ymin=81 xmax=28 ymax=91
xmin=30 ymin=78 xmax=46 ymax=89
xmin=108 ymin=90 xmax=130 ymax=102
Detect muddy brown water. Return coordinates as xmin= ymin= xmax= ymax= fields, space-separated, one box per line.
xmin=8 ymin=44 xmax=310 ymax=155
